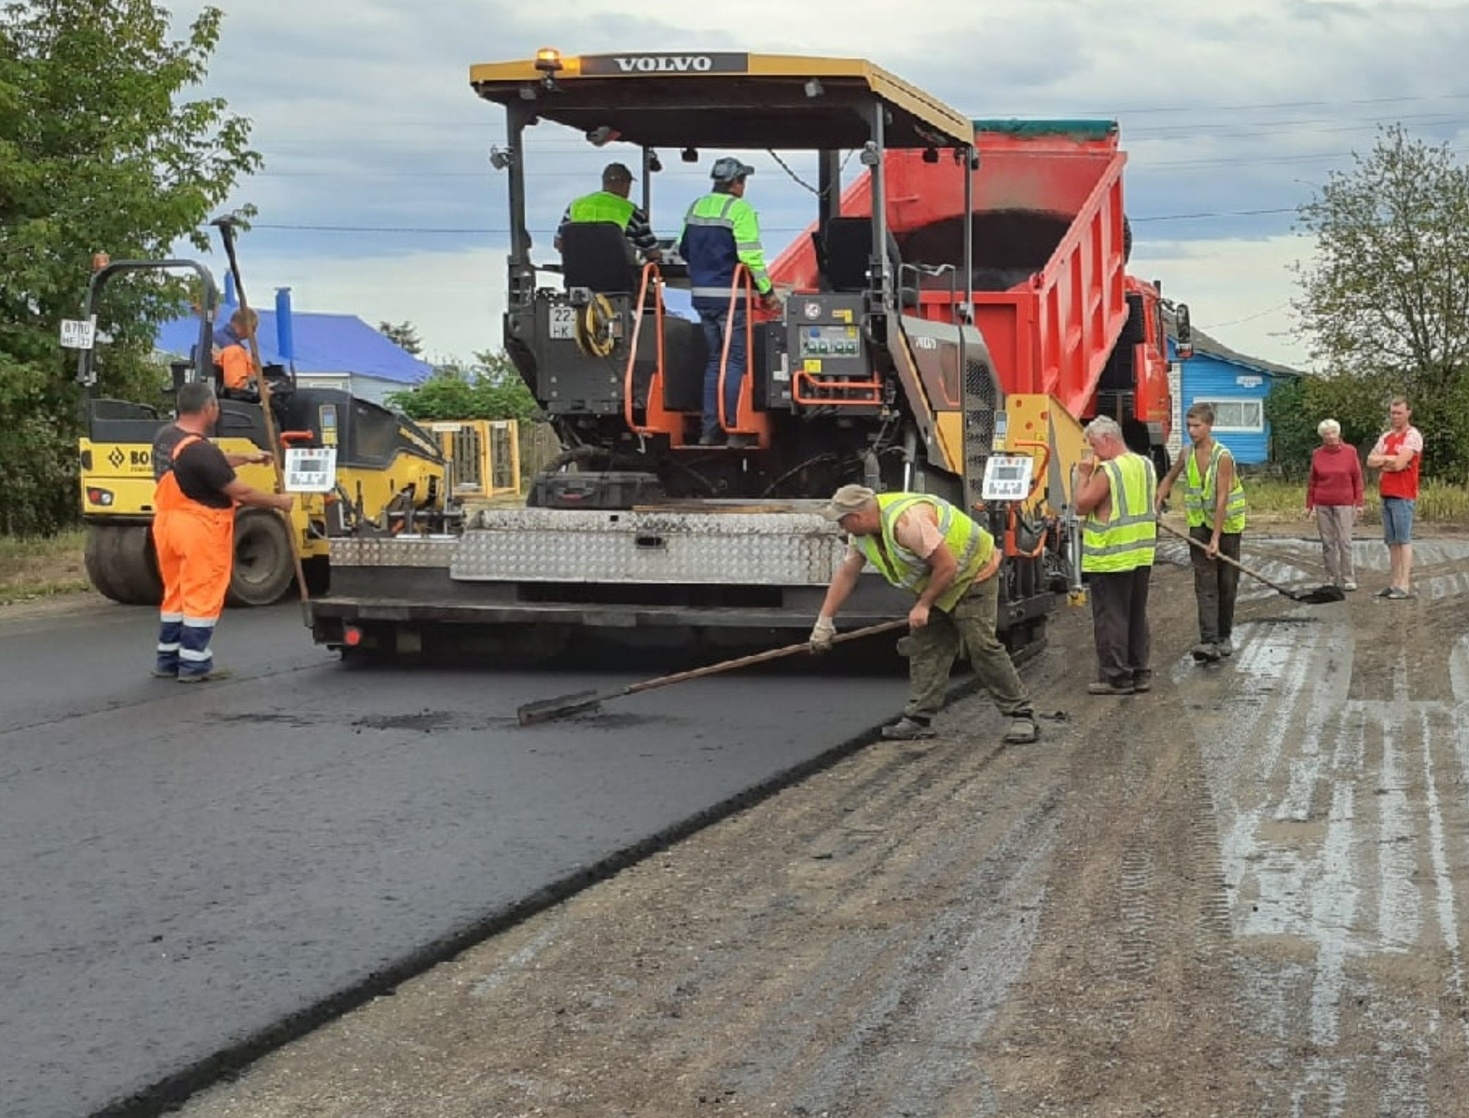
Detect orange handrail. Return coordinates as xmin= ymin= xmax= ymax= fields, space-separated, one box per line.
xmin=715 ymin=264 xmax=758 ymax=434
xmin=622 ymin=261 xmax=670 ymax=438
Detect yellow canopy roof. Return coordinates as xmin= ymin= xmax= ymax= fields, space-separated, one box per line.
xmin=469 ymin=51 xmax=973 ymax=151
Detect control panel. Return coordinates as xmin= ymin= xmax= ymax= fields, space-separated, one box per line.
xmin=768 ymin=293 xmax=872 ymax=411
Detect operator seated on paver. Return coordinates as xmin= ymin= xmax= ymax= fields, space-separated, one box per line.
xmin=554 ymin=161 xmax=663 ymax=265
xmin=808 ymin=485 xmax=1040 ymax=744
xmin=679 ymin=156 xmax=780 ymax=448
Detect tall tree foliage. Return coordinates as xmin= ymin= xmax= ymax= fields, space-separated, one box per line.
xmin=0 ymin=1 xmax=259 ymax=534
xmin=1293 ymin=124 xmax=1469 ymax=479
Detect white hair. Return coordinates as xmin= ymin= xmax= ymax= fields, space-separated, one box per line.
xmin=1317 ymin=418 xmax=1341 ymax=438
xmin=1084 ymin=415 xmax=1124 ymax=443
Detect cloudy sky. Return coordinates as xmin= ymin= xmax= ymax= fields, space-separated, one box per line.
xmin=169 ymin=0 xmax=1469 ymax=371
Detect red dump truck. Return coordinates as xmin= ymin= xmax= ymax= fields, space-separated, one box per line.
xmin=306 ymin=52 xmax=1189 ymax=661
xmin=770 ymin=119 xmax=1179 ymax=476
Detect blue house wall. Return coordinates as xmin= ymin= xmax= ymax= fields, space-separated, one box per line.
xmin=1167 ymin=339 xmax=1288 ymax=466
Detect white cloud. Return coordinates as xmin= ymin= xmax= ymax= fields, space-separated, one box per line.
xmin=1132 ymin=234 xmax=1317 ymax=371
xmin=160 ymin=0 xmax=1469 ymax=371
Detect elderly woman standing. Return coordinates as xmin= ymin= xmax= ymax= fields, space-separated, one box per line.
xmin=1306 ymin=418 xmax=1364 ymax=591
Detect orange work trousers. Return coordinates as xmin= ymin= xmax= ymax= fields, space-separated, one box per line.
xmin=154 ymin=470 xmax=234 ymax=624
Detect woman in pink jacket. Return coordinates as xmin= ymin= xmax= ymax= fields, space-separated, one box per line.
xmin=1306 ymin=418 xmax=1365 ymax=590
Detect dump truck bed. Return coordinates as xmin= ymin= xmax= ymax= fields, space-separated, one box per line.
xmin=769 ymin=119 xmax=1130 ymax=422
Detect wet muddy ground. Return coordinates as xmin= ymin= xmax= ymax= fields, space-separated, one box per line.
xmin=169 ymin=530 xmax=1469 ymax=1118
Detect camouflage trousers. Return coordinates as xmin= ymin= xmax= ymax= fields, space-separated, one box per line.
xmin=905 ymin=574 xmax=1033 ymax=721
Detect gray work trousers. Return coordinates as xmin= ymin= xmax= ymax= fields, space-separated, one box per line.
xmin=905 ymin=574 xmax=1033 ymax=721
xmin=1316 ymin=506 xmax=1356 ymax=586
xmin=1189 ymin=526 xmax=1242 ymax=644
xmin=1088 ymin=565 xmax=1153 ymax=687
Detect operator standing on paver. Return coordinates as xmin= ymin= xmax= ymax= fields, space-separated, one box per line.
xmin=808 ymin=485 xmax=1039 ymax=744
xmin=150 ymin=383 xmax=293 ymax=681
xmin=1074 ymin=415 xmax=1158 ymax=696
xmin=679 ymin=156 xmax=780 ymax=448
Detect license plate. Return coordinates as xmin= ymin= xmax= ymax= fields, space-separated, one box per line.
xmin=549 ymin=305 xmax=575 ymax=340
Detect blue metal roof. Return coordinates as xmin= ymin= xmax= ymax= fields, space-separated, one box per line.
xmin=155 ymin=310 xmax=434 ymax=384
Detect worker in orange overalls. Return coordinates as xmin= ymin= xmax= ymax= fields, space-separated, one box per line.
xmin=151 ymin=382 xmax=293 ymax=681
xmin=212 ymin=307 xmax=259 ymax=393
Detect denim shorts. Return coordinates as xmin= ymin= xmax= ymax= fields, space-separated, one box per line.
xmin=1382 ymin=497 xmax=1415 ymax=545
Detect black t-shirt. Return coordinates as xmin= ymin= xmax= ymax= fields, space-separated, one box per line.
xmin=152 ymin=425 xmax=236 ymax=509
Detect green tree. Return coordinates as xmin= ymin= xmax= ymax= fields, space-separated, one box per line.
xmin=1293 ymin=123 xmax=1469 ymax=479
xmin=0 ymin=1 xmax=259 ymax=534
xmin=378 ymin=320 xmax=422 ymax=355
xmin=387 ymin=351 xmax=538 ymax=422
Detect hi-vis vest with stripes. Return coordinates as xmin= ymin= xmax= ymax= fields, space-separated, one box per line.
xmin=1082 ymin=452 xmax=1158 ymax=573
xmin=1184 ymin=442 xmax=1246 ymax=532
xmin=568 ymin=191 xmax=636 ymax=229
xmin=680 ymin=192 xmax=772 ymax=298
xmin=852 ymin=493 xmax=993 ymax=612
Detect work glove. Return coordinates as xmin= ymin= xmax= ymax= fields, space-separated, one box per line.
xmin=808 ymin=615 xmax=837 ymax=655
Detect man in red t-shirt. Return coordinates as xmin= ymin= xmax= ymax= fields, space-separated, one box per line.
xmin=1366 ymin=397 xmax=1424 ymax=599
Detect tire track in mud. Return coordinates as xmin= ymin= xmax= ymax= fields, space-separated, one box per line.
xmin=976 ymin=585 xmax=1263 ymax=1117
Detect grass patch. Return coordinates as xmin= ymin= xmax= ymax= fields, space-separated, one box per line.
xmin=1242 ymin=476 xmax=1468 ymax=523
xmin=0 ymin=530 xmax=91 ymax=605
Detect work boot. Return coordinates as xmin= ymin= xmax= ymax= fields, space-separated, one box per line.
xmin=1087 ymin=680 xmax=1135 ymax=696
xmin=697 ymin=431 xmax=723 ymax=447
xmin=1132 ymin=670 xmax=1153 ymax=693
xmin=1002 ymin=714 xmax=1040 ymax=744
xmin=881 ymin=715 xmax=935 ymax=740
xmin=1218 ymin=637 xmax=1234 ymax=658
xmin=725 ymin=433 xmax=757 ymax=449
xmin=1191 ymin=641 xmax=1221 ymax=662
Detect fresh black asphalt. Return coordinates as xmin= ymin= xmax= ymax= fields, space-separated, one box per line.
xmin=0 ymin=601 xmax=907 ymax=1118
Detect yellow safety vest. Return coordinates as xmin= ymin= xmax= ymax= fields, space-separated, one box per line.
xmin=852 ymin=493 xmax=993 ymax=612
xmin=1082 ymin=452 xmax=1158 ymax=573
xmin=567 ymin=191 xmax=636 ymax=228
xmin=1184 ymin=442 xmax=1246 ymax=532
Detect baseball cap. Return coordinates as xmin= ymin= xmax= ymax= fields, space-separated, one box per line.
xmin=602 ymin=161 xmax=635 ymax=184
xmin=820 ymin=484 xmax=877 ymax=521
xmin=710 ymin=156 xmax=755 ymax=183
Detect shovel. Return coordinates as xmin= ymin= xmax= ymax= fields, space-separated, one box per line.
xmin=1156 ymin=521 xmax=1345 ymax=604
xmin=516 ymin=619 xmax=908 ymax=726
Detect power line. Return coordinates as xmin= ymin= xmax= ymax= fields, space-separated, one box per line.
xmin=253 ymin=204 xmax=1302 ymax=237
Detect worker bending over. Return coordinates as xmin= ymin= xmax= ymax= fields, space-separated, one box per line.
xmin=150 ymin=382 xmax=292 ymax=681
xmin=809 ymin=485 xmax=1039 ymax=744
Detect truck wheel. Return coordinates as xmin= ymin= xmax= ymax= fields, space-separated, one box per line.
xmin=227 ymin=510 xmax=294 ymax=607
xmin=84 ymin=524 xmax=163 ymax=605
xmin=84 ymin=525 xmax=123 ymax=602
